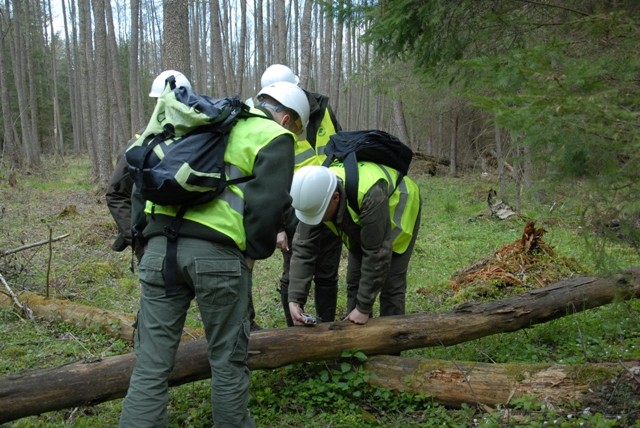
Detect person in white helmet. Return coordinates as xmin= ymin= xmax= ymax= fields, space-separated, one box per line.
xmin=254 ymin=81 xmax=310 ymax=139
xmin=287 ymin=164 xmax=421 ymax=326
xmin=239 ymin=78 xmax=313 ymax=331
xmin=119 ymin=81 xmax=306 ymax=428
xmin=106 ymin=70 xmax=192 ymax=265
xmin=254 ymin=64 xmax=343 ymax=328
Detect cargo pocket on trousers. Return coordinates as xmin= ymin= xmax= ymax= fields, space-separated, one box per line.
xmin=195 ymin=257 xmax=241 ymax=306
xmin=138 ymin=251 xmax=165 ymax=287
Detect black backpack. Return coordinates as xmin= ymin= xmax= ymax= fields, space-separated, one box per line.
xmin=125 ymin=76 xmax=262 ymax=294
xmin=322 ymin=130 xmax=414 ymax=213
xmin=126 ymin=77 xmax=258 ymax=207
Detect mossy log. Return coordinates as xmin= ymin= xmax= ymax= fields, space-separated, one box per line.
xmin=364 ymin=355 xmax=639 ymax=408
xmin=0 ymin=291 xmax=204 ymax=343
xmin=0 ymin=267 xmax=638 ymax=423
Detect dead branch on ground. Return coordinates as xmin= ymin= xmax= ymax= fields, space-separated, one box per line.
xmin=0 ymin=272 xmax=34 ymax=321
xmin=0 ymin=233 xmax=70 ymax=257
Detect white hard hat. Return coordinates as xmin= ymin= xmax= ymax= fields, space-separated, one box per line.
xmin=149 ymin=70 xmax=192 ymax=97
xmin=290 ymin=166 xmax=338 ymax=225
xmin=257 ymin=81 xmax=310 ymax=137
xmin=261 ymin=64 xmax=300 ymax=88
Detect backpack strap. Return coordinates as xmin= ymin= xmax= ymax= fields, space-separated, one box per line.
xmin=343 ymin=152 xmax=361 ymax=214
xmin=376 ymin=163 xmax=406 ymax=204
xmin=322 ymin=151 xmax=360 ymax=214
xmin=162 ymin=205 xmax=187 ymax=297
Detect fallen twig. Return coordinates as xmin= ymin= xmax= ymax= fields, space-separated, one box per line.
xmin=0 ymin=272 xmax=34 ymax=321
xmin=0 ymin=233 xmax=70 ymax=257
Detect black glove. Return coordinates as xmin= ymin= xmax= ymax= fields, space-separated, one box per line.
xmin=111 ymin=233 xmax=131 ymax=252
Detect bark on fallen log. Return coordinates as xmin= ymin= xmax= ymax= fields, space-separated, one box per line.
xmin=1 ymin=267 xmax=638 ymax=423
xmin=364 ymin=355 xmax=640 ymax=408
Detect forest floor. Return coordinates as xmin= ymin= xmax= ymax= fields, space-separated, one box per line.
xmin=1 ymin=156 xmax=639 ymax=427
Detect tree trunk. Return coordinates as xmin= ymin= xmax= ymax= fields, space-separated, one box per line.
xmin=449 ymin=111 xmax=458 ymax=175
xmin=9 ymin=0 xmax=34 ymax=167
xmin=331 ymin=4 xmax=343 ymax=109
xmin=63 ymin=0 xmax=83 ymax=153
xmin=209 ymin=0 xmax=227 ymax=94
xmin=145 ymin=0 xmax=162 ymax=73
xmin=0 ymin=268 xmax=638 ymax=423
xmin=188 ymin=2 xmax=200 ymax=90
xmin=437 ymin=113 xmax=444 ymax=160
xmin=129 ymin=0 xmax=144 ymax=133
xmin=24 ymin=0 xmax=42 ymax=166
xmin=221 ymin=0 xmax=233 ymax=90
xmin=162 ymin=0 xmax=190 ymax=74
xmin=196 ymin=2 xmax=208 ymax=92
xmin=298 ymin=0 xmax=312 ymax=88
xmin=273 ymin=0 xmax=286 ymax=64
xmin=392 ymin=99 xmax=410 ymax=147
xmin=512 ymin=131 xmax=523 ymax=216
xmin=78 ymin=0 xmax=96 ymax=176
xmin=321 ymin=8 xmax=333 ymax=96
xmin=0 ymin=2 xmax=18 ymax=166
xmin=364 ymin=355 xmax=638 ymax=408
xmin=236 ymin=0 xmax=247 ymax=96
xmin=47 ymin=0 xmax=64 ymax=158
xmin=105 ymin=0 xmax=130 ymax=148
xmin=255 ymin=0 xmax=265 ymax=91
xmin=291 ymin=0 xmax=299 ymax=71
xmin=92 ymin=0 xmax=111 ymax=183
xmin=496 ymin=122 xmax=507 ymax=199
xmin=344 ymin=15 xmax=353 ymax=126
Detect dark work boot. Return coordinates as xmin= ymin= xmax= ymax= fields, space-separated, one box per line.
xmin=279 ymin=284 xmax=295 ymax=327
xmin=314 ymin=282 xmax=338 ymax=323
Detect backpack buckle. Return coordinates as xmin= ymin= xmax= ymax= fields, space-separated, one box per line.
xmin=163 ymin=225 xmax=179 ymax=241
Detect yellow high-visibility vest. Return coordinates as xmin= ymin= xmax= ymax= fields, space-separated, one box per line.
xmin=147 ymin=109 xmax=294 ymax=250
xmin=294 ymin=107 xmax=338 ymax=170
xmin=326 ymin=161 xmax=420 ymax=254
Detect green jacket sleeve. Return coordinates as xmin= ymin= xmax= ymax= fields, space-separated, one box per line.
xmin=243 ymin=134 xmax=295 ymax=260
xmin=354 ymin=180 xmax=393 ymax=314
xmin=105 ymin=151 xmax=133 ymax=250
xmin=288 ymin=221 xmax=325 ymax=305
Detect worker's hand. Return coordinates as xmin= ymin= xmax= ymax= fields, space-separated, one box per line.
xmin=288 ymin=302 xmax=305 ymax=326
xmin=276 ymin=231 xmax=289 ymax=252
xmin=345 ymin=308 xmax=370 ymax=325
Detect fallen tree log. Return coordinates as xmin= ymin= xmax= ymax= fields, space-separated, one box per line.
xmin=364 ymin=355 xmax=640 ymax=408
xmin=1 ymin=267 xmax=638 ymax=423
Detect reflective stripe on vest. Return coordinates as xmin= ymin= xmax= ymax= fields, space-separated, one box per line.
xmin=147 ymin=110 xmax=294 ymax=250
xmin=328 ymin=161 xmax=420 ymax=254
xmin=294 ymin=107 xmax=337 ymax=171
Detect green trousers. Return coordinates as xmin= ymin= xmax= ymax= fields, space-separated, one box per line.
xmin=119 ymin=236 xmax=255 ymax=428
